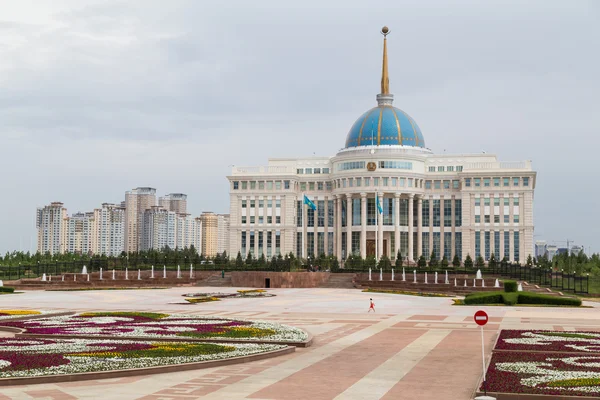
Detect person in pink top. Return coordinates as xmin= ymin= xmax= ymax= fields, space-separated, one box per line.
xmin=368 ymin=298 xmax=375 ymax=313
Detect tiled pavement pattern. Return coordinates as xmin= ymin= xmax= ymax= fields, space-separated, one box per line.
xmin=0 ymin=288 xmax=598 ymax=400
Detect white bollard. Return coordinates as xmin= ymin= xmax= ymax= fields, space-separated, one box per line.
xmin=190 ymin=265 xmax=193 ymax=279
xmin=138 ymin=269 xmax=141 ymax=280
xmin=379 ymin=268 xmax=383 ymax=281
xmin=99 ymin=268 xmax=103 ymax=280
xmin=464 ymin=280 xmax=467 ymax=287
xmin=494 ymin=279 xmax=500 ymax=288
xmin=112 ymin=269 xmax=115 ymax=280
xmin=391 ymin=269 xmax=394 ymax=281
xmin=74 ymin=274 xmax=76 ymax=282
xmin=434 ymin=271 xmax=438 ymax=284
xmin=402 ymin=267 xmax=406 ymax=282
xmin=413 ymin=270 xmax=417 ymax=283
xmin=473 ymin=278 xmax=476 ymax=287
xmin=425 ymin=272 xmax=428 ymax=284
xmin=62 ymin=275 xmax=65 ymax=282
xmin=445 ymin=270 xmax=449 ymax=284
xmin=454 ymin=278 xmax=457 ymax=287
xmin=482 ymin=280 xmax=485 ymax=287
xmin=87 ymin=273 xmax=90 ymax=282
xmin=368 ymin=268 xmax=372 ymax=281
xmin=163 ymin=265 xmax=166 ymax=279
xmin=151 ymin=265 xmax=154 ymax=279
xmin=125 ymin=268 xmax=129 ymax=280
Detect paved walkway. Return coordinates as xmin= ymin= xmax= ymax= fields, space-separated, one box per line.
xmin=0 ymin=288 xmax=597 ymax=400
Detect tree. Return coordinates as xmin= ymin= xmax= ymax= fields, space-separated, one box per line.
xmin=429 ymin=251 xmax=438 ymax=268
xmin=257 ymin=253 xmax=267 ymax=267
xmin=364 ymin=255 xmax=377 ymax=268
xmin=245 ymin=252 xmax=253 ymax=266
xmin=464 ymin=254 xmax=474 ymax=269
xmin=489 ymin=253 xmax=497 ymax=270
xmin=417 ymin=255 xmax=427 ymax=268
xmin=452 ymin=254 xmax=461 ymax=268
xmin=395 ymin=251 xmax=403 ymax=269
xmin=330 ymin=256 xmax=340 ymax=272
xmin=475 ymin=255 xmax=485 ymax=268
xmin=526 ymin=254 xmax=533 ymax=266
xmin=235 ymin=252 xmax=244 ymax=268
xmin=378 ymin=255 xmax=391 ymax=269
xmin=441 ymin=255 xmax=449 ymax=268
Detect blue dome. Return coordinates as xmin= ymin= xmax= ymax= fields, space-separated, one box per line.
xmin=344 ymin=105 xmax=426 ymax=148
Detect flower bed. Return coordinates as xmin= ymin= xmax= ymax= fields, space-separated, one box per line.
xmin=0 ymin=337 xmax=284 ymax=378
xmin=495 ymin=330 xmax=600 ymax=354
xmin=0 ymin=310 xmax=46 ymax=320
xmin=484 ymin=350 xmax=600 ymax=396
xmin=182 ymin=291 xmax=275 ymax=299
xmin=185 ymin=297 xmax=220 ymax=303
xmin=2 ymin=312 xmax=308 ymax=343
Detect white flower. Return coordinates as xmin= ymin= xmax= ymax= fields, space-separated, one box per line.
xmin=0 ymin=360 xmax=11 ymax=368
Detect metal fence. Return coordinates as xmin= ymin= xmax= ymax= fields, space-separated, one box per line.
xmin=0 ymin=260 xmax=297 ymax=281
xmin=335 ymin=262 xmax=592 ymax=294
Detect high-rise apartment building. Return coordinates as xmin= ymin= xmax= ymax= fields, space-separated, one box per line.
xmin=124 ymin=187 xmax=156 ymax=253
xmin=141 ymin=206 xmax=176 ymax=251
xmin=65 ymin=212 xmax=94 ymax=255
xmin=217 ymin=214 xmax=230 ymax=255
xmin=92 ymin=203 xmax=125 ymax=257
xmin=200 ymin=212 xmax=218 ymax=257
xmin=36 ymin=202 xmax=68 ymax=255
xmin=159 ymin=193 xmax=187 ymax=215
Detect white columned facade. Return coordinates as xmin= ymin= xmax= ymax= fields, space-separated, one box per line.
xmin=346 ymin=194 xmax=352 ymax=257
xmin=336 ymin=195 xmax=342 ymax=260
xmin=302 ymin=197 xmax=307 ymax=259
xmin=360 ymin=193 xmax=367 ymax=259
xmin=417 ymin=195 xmax=423 ymax=260
xmin=394 ymin=193 xmax=400 ymax=260
xmin=408 ymin=193 xmax=414 ymax=262
xmin=377 ymin=192 xmax=383 ymax=258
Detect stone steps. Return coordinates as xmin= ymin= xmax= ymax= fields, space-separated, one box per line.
xmin=320 ymin=273 xmax=356 ymax=289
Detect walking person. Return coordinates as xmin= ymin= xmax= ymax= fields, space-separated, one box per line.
xmin=368 ymin=298 xmax=375 ymax=313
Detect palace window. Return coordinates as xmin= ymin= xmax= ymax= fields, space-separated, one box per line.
xmin=523 ymin=177 xmax=529 ymax=186
xmin=503 ymin=178 xmax=509 ymax=187
xmin=425 ymin=181 xmax=432 ymax=190
xmin=513 ymin=177 xmax=519 ymax=186
xmin=305 ymin=168 xmax=313 ymax=174
xmin=453 ymin=180 xmax=459 ymax=189
xmin=242 ymin=181 xmax=247 ymax=189
xmin=465 ymin=178 xmax=471 ymax=187
xmin=284 ymin=180 xmax=290 ymax=189
xmin=267 ymin=181 xmax=273 ymax=190
xmin=447 ymin=166 xmax=454 ymax=172
xmin=475 ymin=215 xmax=481 ymax=223
xmin=484 ymin=178 xmax=490 ymax=187
xmin=474 ymin=178 xmax=481 ymax=187
xmin=494 ymin=198 xmax=500 ymax=206
xmin=494 ymin=178 xmax=500 ymax=187
xmin=259 ymin=181 xmax=265 ymax=190
xmin=276 ymin=216 xmax=281 ymax=224
xmin=242 ymin=200 xmax=247 ymax=208
xmin=428 ymin=166 xmax=436 ymax=172
xmin=455 ymin=199 xmax=462 ymax=227
xmin=437 ymin=166 xmax=444 ymax=172
xmin=275 ymin=181 xmax=281 ymax=190
xmin=233 ymin=181 xmax=239 ymax=190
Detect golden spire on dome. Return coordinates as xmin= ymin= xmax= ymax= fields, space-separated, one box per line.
xmin=380 ymin=26 xmax=390 ymax=95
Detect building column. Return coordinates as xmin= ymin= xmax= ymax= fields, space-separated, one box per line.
xmin=378 ymin=192 xmax=384 ymax=259
xmin=417 ymin=195 xmax=423 ymax=259
xmin=429 ymin=195 xmax=433 ymax=257
xmin=394 ymin=193 xmax=401 ymax=260
xmin=500 ymin=230 xmax=505 ymax=260
xmin=336 ymin=195 xmax=342 ymax=260
xmin=360 ymin=193 xmax=367 ymax=259
xmin=313 ymin=199 xmax=318 ymax=258
xmin=439 ymin=196 xmax=444 ymax=261
xmin=408 ymin=193 xmax=414 ymax=262
xmin=324 ymin=197 xmax=329 ymax=256
xmin=302 ymin=197 xmax=307 ymax=259
xmin=346 ymin=194 xmax=352 ymax=257
xmin=451 ymin=196 xmax=456 ymax=259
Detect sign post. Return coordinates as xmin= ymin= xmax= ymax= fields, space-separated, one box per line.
xmin=474 ymin=310 xmax=489 ymax=396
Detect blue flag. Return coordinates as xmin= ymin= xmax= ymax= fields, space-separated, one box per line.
xmin=376 ymin=194 xmax=383 ymax=214
xmin=303 ymin=194 xmax=316 ymax=211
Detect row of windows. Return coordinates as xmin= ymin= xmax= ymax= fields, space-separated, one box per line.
xmin=378 ymin=161 xmax=413 ymax=169
xmin=422 ymin=199 xmax=462 ymax=227
xmin=474 ymin=231 xmax=520 ymax=261
xmin=465 ymin=177 xmax=530 ymax=188
xmin=232 ymin=180 xmax=291 ymax=190
xmin=241 ymin=231 xmax=281 ymax=257
xmin=425 ymin=180 xmax=460 ymax=190
xmin=296 ymin=200 xmax=334 ymax=227
xmin=474 ymin=197 xmax=519 ymax=206
xmin=337 ymin=176 xmax=418 ymax=189
xmin=474 ymin=215 xmax=519 ymax=224
xmin=296 ymin=232 xmax=335 ymax=257
xmin=337 ymin=161 xmax=366 ymax=171
xmin=241 ymin=199 xmax=281 ymax=208
xmin=427 ymin=166 xmax=464 ymax=172
xmin=421 ymin=232 xmax=463 ymax=260
xmin=241 ymin=216 xmax=282 ymax=224
xmin=297 ymin=167 xmax=330 ymax=174
xmin=299 ymin=181 xmax=333 ymax=191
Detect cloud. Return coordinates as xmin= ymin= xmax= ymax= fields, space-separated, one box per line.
xmin=0 ymin=0 xmax=598 ymax=253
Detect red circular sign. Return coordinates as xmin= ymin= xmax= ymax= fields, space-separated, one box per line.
xmin=474 ymin=310 xmax=488 ymax=326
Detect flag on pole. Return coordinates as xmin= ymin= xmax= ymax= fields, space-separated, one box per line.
xmin=303 ymin=194 xmax=316 ymax=211
xmin=376 ymin=194 xmax=383 ymax=214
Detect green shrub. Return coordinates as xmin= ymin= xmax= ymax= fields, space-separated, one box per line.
xmin=518 ymin=292 xmax=581 ymax=306
xmin=464 ymin=292 xmax=503 ymax=305
xmin=504 ymin=280 xmax=517 ymax=293
xmin=0 ymin=287 xmax=15 ymax=293
xmin=502 ymin=293 xmax=519 ymax=306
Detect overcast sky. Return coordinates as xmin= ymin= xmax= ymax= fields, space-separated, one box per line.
xmin=0 ymin=0 xmax=598 ymax=255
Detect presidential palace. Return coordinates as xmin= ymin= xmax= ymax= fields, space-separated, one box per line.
xmin=226 ymin=27 xmax=536 ymax=265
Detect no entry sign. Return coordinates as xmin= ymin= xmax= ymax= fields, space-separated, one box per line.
xmin=474 ymin=310 xmax=488 ymax=326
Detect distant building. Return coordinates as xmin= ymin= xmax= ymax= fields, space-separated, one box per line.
xmin=65 ymin=212 xmax=94 ymax=255
xmin=200 ymin=212 xmax=218 ymax=257
xmin=159 ymin=193 xmax=188 ymax=215
xmin=217 ymin=214 xmax=230 ymax=255
xmin=141 ymin=206 xmax=176 ymax=251
xmin=92 ymin=203 xmax=125 ymax=257
xmin=36 ymin=202 xmax=68 ymax=255
xmin=535 ymin=240 xmax=548 ymax=258
xmin=546 ymin=245 xmax=558 ymax=260
xmin=570 ymin=245 xmax=583 ymax=256
xmin=125 ymin=187 xmax=157 ymax=253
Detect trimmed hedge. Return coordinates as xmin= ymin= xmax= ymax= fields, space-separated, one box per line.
xmin=504 ymin=280 xmax=518 ymax=293
xmin=518 ymin=292 xmax=582 ymax=306
xmin=464 ymin=292 xmax=503 ymax=305
xmin=464 ymin=291 xmax=581 ymax=306
xmin=0 ymin=287 xmax=15 ymax=293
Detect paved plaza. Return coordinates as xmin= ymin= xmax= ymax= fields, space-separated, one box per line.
xmin=0 ymin=288 xmax=598 ymax=400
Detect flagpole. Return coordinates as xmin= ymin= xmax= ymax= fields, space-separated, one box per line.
xmin=302 ymin=193 xmax=306 ymax=260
